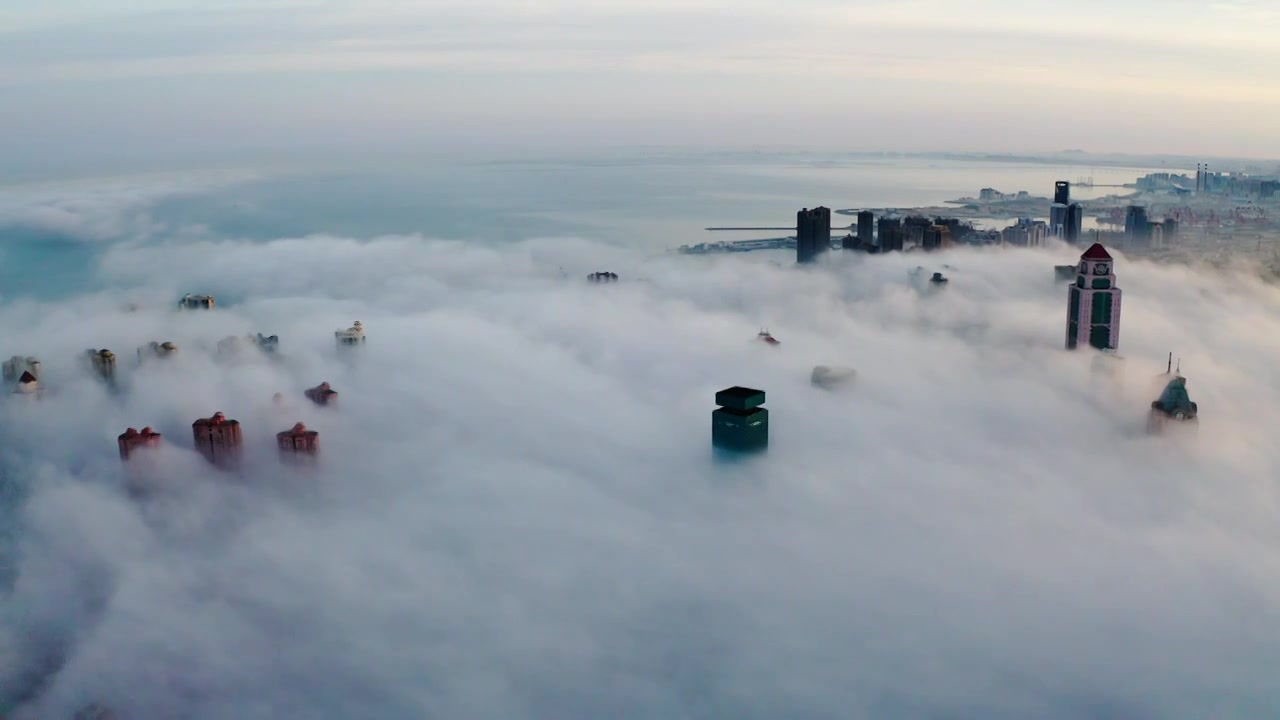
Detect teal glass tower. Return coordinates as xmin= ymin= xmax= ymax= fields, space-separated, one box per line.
xmin=712 ymin=386 xmax=769 ymax=452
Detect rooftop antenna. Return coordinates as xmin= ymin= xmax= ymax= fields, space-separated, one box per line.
xmin=1176 ymin=358 xmax=1182 ymax=375
xmin=1166 ymin=352 xmax=1172 ymax=374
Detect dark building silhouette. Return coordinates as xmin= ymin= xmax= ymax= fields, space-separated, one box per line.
xmin=796 ymin=207 xmax=831 ymax=263
xmin=903 ymin=216 xmax=931 ymax=248
xmin=857 ymin=211 xmax=875 ymax=246
xmin=877 ymin=217 xmax=903 ymax=252
xmin=1125 ymin=206 xmax=1150 ymax=244
xmin=1054 ymin=181 xmax=1071 ymax=206
xmin=1051 ymin=203 xmax=1070 ymax=240
xmin=932 ymin=218 xmax=963 ymax=244
xmin=1162 ymin=218 xmax=1179 ymax=242
xmin=921 ymin=227 xmax=943 ymax=251
xmin=712 ymin=386 xmax=768 ymax=452
xmin=1065 ymin=203 xmax=1084 ymax=244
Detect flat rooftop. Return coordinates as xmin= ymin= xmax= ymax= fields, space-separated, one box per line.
xmin=716 ymin=386 xmax=766 ymax=410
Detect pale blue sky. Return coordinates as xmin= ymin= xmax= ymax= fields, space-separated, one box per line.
xmin=1 ymin=0 xmax=1278 ymax=163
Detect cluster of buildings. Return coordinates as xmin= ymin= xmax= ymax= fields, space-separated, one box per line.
xmin=719 ymin=237 xmax=1194 ymax=456
xmin=1122 ymin=205 xmax=1180 ymax=247
xmin=118 ymin=388 xmax=331 ymax=472
xmin=1193 ymin=164 xmax=1279 ymax=198
xmin=1062 ymin=242 xmax=1198 ymax=432
xmin=2 ymin=294 xmax=370 ymax=473
xmin=978 ymin=188 xmax=1032 ymax=202
xmin=797 ymin=207 xmax=973 ymax=262
xmin=996 ymin=181 xmax=1083 ymax=247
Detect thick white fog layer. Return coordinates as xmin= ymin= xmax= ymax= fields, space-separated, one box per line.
xmin=4 ymin=232 xmax=1280 ymax=719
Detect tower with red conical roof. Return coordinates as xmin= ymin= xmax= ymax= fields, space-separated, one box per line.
xmin=1066 ymin=243 xmax=1122 ymax=351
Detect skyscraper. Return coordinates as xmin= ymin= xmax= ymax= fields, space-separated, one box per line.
xmin=921 ymin=227 xmax=943 ymax=251
xmin=877 ymin=217 xmax=902 ymax=252
xmin=192 ymin=411 xmax=243 ymax=469
xmin=1049 ymin=203 xmax=1068 ymax=237
xmin=857 ymin=210 xmax=875 ymax=246
xmin=796 ymin=206 xmax=831 ymax=263
xmin=118 ymin=427 xmax=162 ymax=461
xmin=278 ymin=422 xmax=320 ymax=462
xmin=1125 ymin=206 xmax=1150 ymax=245
xmin=1065 ymin=243 xmax=1122 ymax=351
xmin=712 ymin=386 xmax=769 ymax=452
xmin=1065 ymin=203 xmax=1084 ymax=244
xmin=85 ymin=348 xmax=116 ymax=382
xmin=1054 ymin=181 xmax=1071 ymax=206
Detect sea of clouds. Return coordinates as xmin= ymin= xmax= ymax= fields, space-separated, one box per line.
xmin=3 ymin=223 xmax=1280 ymax=719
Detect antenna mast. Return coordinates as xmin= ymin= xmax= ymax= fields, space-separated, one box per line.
xmin=1166 ymin=352 xmax=1172 ymax=374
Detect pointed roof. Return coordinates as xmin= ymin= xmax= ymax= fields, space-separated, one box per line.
xmin=1081 ymin=243 xmax=1112 ymax=260
xmin=18 ymin=371 xmax=36 ymax=384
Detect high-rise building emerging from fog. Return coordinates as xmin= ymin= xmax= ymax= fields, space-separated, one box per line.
xmin=178 ymin=293 xmax=215 ymax=310
xmin=118 ymin=427 xmax=162 ymax=460
xmin=796 ymin=207 xmax=831 ymax=263
xmin=193 ymin=411 xmax=243 ymax=469
xmin=278 ymin=422 xmax=320 ymax=461
xmin=877 ymin=217 xmax=903 ymax=252
xmin=1125 ymin=206 xmax=1150 ymax=244
xmin=336 ymin=321 xmax=366 ymax=347
xmin=1066 ymin=243 xmax=1122 ymax=351
xmin=1050 ymin=203 xmax=1068 ymax=237
xmin=712 ymin=386 xmax=769 ymax=452
xmin=85 ymin=348 xmax=116 ymax=382
xmin=857 ymin=211 xmax=875 ymax=247
xmin=1066 ymin=203 xmax=1084 ymax=244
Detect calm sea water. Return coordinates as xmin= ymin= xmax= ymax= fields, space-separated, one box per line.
xmin=0 ymin=154 xmax=1185 ymax=301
